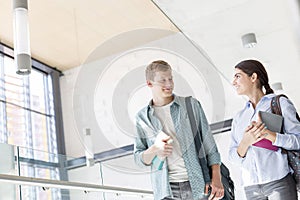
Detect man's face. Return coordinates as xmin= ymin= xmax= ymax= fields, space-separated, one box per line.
xmin=149 ymin=70 xmax=174 ymax=98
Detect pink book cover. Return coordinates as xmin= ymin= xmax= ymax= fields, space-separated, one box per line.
xmin=253 ymin=139 xmax=279 ymax=151
xmin=252 ymin=111 xmax=282 ymax=151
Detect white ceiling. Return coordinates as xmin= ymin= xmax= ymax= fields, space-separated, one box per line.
xmin=154 ymin=0 xmax=300 ymax=110
xmin=1 ymin=0 xmax=299 ymax=109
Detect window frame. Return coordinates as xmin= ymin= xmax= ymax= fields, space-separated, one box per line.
xmin=0 ymin=42 xmax=66 ymax=158
xmin=0 ymin=43 xmax=68 ymax=199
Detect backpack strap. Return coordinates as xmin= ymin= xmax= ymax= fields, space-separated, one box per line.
xmin=271 ymin=94 xmax=300 ymax=121
xmin=185 ymin=96 xmax=211 ymax=184
xmin=271 ymin=94 xmax=288 ymax=116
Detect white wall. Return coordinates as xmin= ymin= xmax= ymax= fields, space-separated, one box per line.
xmin=60 ymin=29 xmax=244 ymax=157
xmin=60 ymin=29 xmax=246 ymax=198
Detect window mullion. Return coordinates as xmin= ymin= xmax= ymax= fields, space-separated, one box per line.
xmin=0 ymin=54 xmax=8 ymax=143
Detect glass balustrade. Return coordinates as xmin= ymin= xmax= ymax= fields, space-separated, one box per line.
xmin=0 ymin=143 xmax=153 ymax=200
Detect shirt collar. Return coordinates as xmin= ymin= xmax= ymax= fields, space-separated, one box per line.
xmin=147 ymin=94 xmax=180 ymax=114
xmin=245 ymin=93 xmax=276 ymax=108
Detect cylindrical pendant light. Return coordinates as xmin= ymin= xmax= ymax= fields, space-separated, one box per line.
xmin=13 ymin=0 xmax=31 ymax=75
xmin=241 ymin=33 xmax=257 ymax=48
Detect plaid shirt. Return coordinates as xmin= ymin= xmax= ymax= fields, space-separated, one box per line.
xmin=134 ymin=95 xmax=221 ymax=200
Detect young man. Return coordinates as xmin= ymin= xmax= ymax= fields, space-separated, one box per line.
xmin=134 ymin=60 xmax=224 ymax=200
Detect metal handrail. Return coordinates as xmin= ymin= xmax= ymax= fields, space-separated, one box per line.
xmin=0 ymin=174 xmax=153 ymax=197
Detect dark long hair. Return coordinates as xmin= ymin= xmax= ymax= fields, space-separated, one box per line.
xmin=235 ymin=59 xmax=274 ymax=94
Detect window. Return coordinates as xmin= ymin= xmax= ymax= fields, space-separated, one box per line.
xmin=1 ymin=56 xmax=58 ymax=156
xmin=0 ymin=43 xmax=65 ymax=199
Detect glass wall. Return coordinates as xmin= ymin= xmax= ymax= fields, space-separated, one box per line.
xmin=0 ymin=44 xmax=64 ymax=199
xmin=0 ymin=56 xmax=58 ymax=156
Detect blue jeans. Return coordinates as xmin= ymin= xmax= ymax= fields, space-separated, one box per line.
xmin=162 ymin=181 xmax=208 ymax=200
xmin=244 ymin=173 xmax=297 ymax=200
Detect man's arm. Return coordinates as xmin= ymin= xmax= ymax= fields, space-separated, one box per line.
xmin=134 ymin=121 xmax=152 ymax=167
xmin=142 ymin=145 xmax=158 ymax=165
xmin=143 ymin=137 xmax=173 ymax=165
xmin=134 ymin=121 xmax=173 ymax=166
xmin=192 ymin=99 xmax=224 ymax=199
xmin=208 ymin=164 xmax=224 ymax=200
xmin=194 ymin=99 xmax=221 ymax=165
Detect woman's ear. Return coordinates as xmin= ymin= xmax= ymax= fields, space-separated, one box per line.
xmin=251 ymin=73 xmax=258 ymax=82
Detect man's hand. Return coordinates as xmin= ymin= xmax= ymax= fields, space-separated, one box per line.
xmin=142 ymin=132 xmax=173 ymax=165
xmin=154 ymin=136 xmax=173 ymax=158
xmin=206 ymin=165 xmax=224 ymax=200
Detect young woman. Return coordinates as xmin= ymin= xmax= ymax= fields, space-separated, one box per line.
xmin=228 ymin=59 xmax=300 ymax=199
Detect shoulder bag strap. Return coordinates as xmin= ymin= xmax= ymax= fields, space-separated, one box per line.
xmin=271 ymin=94 xmax=288 ymax=115
xmin=185 ymin=96 xmax=211 ymax=184
xmin=271 ymin=94 xmax=300 ymax=121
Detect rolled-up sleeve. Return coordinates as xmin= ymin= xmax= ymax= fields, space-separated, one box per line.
xmin=134 ymin=121 xmax=151 ymax=168
xmin=273 ymin=98 xmax=300 ymax=150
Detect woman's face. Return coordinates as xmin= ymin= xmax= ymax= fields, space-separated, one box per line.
xmin=232 ymin=68 xmax=253 ymax=95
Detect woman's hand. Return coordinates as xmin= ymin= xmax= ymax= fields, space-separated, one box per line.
xmin=257 ymin=112 xmax=277 ymax=143
xmin=237 ymin=121 xmax=267 ymax=157
xmin=243 ymin=121 xmax=267 ymax=145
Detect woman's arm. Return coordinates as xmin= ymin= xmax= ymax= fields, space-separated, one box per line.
xmin=272 ymin=97 xmax=300 ymax=150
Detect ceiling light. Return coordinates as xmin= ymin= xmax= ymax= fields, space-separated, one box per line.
xmin=271 ymin=82 xmax=284 ymax=94
xmin=13 ymin=0 xmax=32 ymax=75
xmin=241 ymin=33 xmax=257 ymax=48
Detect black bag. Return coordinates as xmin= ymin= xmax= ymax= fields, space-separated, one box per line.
xmin=271 ymin=94 xmax=300 ymax=191
xmin=185 ymin=97 xmax=235 ymax=200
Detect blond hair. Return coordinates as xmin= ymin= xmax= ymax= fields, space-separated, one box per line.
xmin=145 ymin=60 xmax=172 ymax=81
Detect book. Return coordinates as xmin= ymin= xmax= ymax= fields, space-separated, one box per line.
xmin=252 ymin=111 xmax=283 ymax=151
xmin=259 ymin=111 xmax=283 ymax=133
xmin=153 ymin=131 xmax=173 ymax=170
